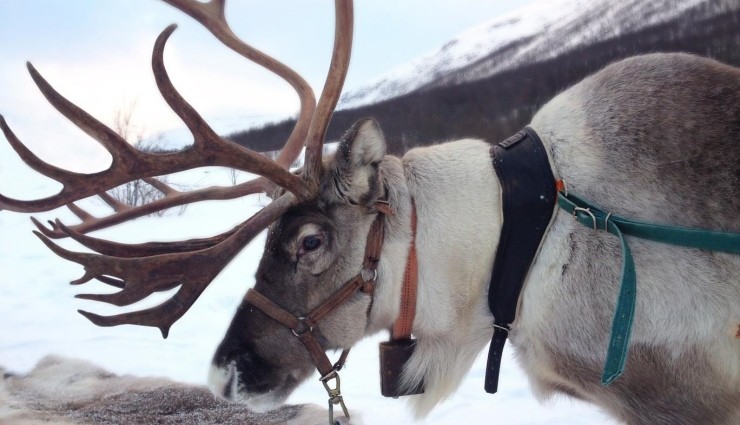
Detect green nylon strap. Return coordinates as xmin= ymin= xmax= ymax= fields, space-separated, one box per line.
xmin=557 ymin=192 xmax=740 ymax=385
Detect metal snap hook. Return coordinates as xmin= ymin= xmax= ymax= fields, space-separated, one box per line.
xmin=322 ymin=372 xmax=350 ymax=425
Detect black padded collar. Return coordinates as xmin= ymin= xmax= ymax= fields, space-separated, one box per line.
xmin=485 ymin=127 xmax=557 ymax=393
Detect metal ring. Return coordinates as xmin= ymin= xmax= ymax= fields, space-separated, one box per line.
xmin=291 ymin=317 xmax=313 ymax=337
xmin=492 ymin=323 xmax=510 ymax=334
xmin=361 ymin=268 xmax=377 ymax=283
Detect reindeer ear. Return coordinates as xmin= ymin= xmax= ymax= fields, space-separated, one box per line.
xmin=321 ymin=118 xmax=386 ymax=206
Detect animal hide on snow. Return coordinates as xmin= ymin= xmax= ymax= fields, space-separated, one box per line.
xmin=0 ymin=355 xmax=350 ymax=425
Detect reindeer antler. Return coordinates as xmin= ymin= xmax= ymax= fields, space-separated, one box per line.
xmin=0 ymin=26 xmax=311 ymax=215
xmin=0 ymin=0 xmax=354 ymax=336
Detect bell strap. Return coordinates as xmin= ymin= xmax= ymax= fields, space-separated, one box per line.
xmin=391 ymin=201 xmax=418 ymax=340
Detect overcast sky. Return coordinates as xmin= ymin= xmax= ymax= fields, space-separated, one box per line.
xmin=0 ymin=0 xmax=535 ymax=174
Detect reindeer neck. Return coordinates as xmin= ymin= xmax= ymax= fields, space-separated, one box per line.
xmin=369 ymin=140 xmax=503 ymax=341
xmin=365 ymin=155 xmax=414 ymax=334
xmin=370 ymin=139 xmax=507 ymax=414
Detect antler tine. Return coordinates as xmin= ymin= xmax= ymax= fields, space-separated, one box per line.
xmin=0 ymin=113 xmax=120 ymax=185
xmin=143 ymin=177 xmax=178 ymax=196
xmin=302 ymin=0 xmax=354 ymax=190
xmin=38 ymin=191 xmax=299 ymax=338
xmin=98 ymin=192 xmax=130 ymax=212
xmin=0 ymin=113 xmax=129 ymax=213
xmin=160 ymin=0 xmax=316 ymax=172
xmin=31 ymin=177 xmax=268 ymax=239
xmin=55 ymin=218 xmax=240 ymax=258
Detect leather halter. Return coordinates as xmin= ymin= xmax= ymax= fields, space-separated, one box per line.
xmin=243 ymin=203 xmax=389 ymax=423
xmin=243 ymin=202 xmax=389 ymax=380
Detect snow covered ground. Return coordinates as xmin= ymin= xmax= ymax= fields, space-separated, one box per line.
xmin=0 ymin=160 xmax=617 ymax=424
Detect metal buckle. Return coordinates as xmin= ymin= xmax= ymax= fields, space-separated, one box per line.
xmin=374 ymin=199 xmax=395 ymax=215
xmin=573 ymin=207 xmax=597 ymax=230
xmin=321 ymin=372 xmax=349 ymax=425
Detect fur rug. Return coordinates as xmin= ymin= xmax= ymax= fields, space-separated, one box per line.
xmin=0 ymin=355 xmax=352 ymax=425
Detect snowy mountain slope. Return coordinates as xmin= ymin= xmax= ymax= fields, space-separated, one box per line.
xmin=339 ymin=0 xmax=734 ymax=108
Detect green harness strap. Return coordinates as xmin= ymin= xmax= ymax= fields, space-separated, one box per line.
xmin=557 ymin=191 xmax=740 ymax=385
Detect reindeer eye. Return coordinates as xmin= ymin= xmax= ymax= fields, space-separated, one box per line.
xmin=300 ymin=235 xmax=323 ymax=252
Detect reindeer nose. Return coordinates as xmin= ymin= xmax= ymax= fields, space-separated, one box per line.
xmin=208 ymin=362 xmax=237 ymax=400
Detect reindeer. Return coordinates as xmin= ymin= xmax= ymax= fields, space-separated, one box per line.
xmin=1 ymin=1 xmax=738 ymax=424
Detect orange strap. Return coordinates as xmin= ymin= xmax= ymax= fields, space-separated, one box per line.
xmin=392 ymin=201 xmax=418 ymax=340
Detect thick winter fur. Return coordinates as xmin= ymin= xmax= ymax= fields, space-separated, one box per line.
xmin=0 ymin=355 xmax=351 ymax=425
xmin=394 ymin=53 xmax=739 ymax=423
xmin=516 ymin=53 xmax=740 ymax=424
xmin=212 ymin=53 xmax=739 ymax=425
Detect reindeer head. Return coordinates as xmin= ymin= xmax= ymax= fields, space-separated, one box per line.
xmin=209 ymin=118 xmax=389 ymax=409
xmin=0 ymin=0 xmax=384 ymax=415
